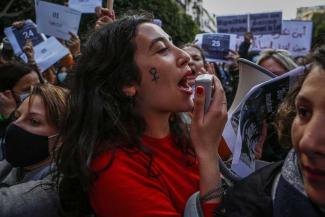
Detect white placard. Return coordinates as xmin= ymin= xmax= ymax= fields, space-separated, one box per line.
xmin=69 ymin=0 xmax=102 ymax=13
xmin=195 ymin=33 xmax=237 ymax=62
xmin=36 ymin=1 xmax=82 ymax=40
xmin=29 ymin=36 xmax=69 ymax=73
xmin=4 ymin=19 xmax=46 ymax=57
xmin=236 ymin=20 xmax=313 ymax=57
xmin=217 ymin=12 xmax=282 ymax=35
xmin=223 ymin=64 xmax=306 ymax=177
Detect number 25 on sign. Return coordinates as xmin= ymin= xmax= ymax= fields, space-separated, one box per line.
xmin=212 ymin=40 xmax=221 ymax=47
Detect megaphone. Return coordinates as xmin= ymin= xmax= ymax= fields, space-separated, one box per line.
xmin=228 ymin=58 xmax=276 ymax=113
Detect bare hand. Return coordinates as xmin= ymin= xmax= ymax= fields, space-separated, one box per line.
xmin=244 ymin=32 xmax=254 ymax=43
xmin=190 ymin=76 xmax=228 ymax=158
xmin=12 ymin=20 xmax=25 ymax=29
xmin=23 ymin=39 xmax=35 ymax=63
xmin=205 ymin=63 xmax=216 ymax=75
xmin=66 ymin=32 xmax=81 ymax=57
xmin=94 ymin=6 xmax=116 ymax=31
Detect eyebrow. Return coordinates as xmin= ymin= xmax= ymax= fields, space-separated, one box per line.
xmin=28 ymin=112 xmax=45 ymax=117
xmin=148 ymin=36 xmax=172 ymax=51
xmin=295 ymin=94 xmax=309 ymax=104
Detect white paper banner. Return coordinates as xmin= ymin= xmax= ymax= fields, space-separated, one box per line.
xmin=28 ymin=36 xmax=69 ymax=73
xmin=69 ymin=0 xmax=102 ymax=13
xmin=36 ymin=1 xmax=82 ymax=40
xmin=236 ymin=20 xmax=313 ymax=57
xmin=195 ymin=33 xmax=237 ymax=62
xmin=4 ymin=19 xmax=46 ymax=57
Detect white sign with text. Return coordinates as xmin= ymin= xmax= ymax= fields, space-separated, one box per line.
xmin=4 ymin=19 xmax=46 ymax=57
xmin=69 ymin=0 xmax=102 ymax=13
xmin=236 ymin=20 xmax=313 ymax=57
xmin=32 ymin=36 xmax=69 ymax=72
xmin=36 ymin=1 xmax=82 ymax=40
xmin=195 ymin=33 xmax=237 ymax=62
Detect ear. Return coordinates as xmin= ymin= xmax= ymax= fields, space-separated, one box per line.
xmin=122 ymin=85 xmax=137 ymax=97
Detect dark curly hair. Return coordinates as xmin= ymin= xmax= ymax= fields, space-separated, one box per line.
xmin=55 ymin=14 xmax=193 ymax=217
xmin=275 ymin=46 xmax=325 ymax=148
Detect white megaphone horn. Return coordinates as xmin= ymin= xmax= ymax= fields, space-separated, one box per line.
xmin=228 ymin=58 xmax=276 ymax=113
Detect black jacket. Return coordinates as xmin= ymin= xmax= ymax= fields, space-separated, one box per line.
xmin=215 ymin=162 xmax=283 ymax=217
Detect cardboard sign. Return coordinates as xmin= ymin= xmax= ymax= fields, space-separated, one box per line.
xmin=217 ymin=12 xmax=282 ymax=35
xmin=4 ymin=19 xmax=46 ymax=57
xmin=36 ymin=1 xmax=82 ymax=40
xmin=25 ymin=36 xmax=70 ymax=72
xmin=195 ymin=33 xmax=237 ymax=62
xmin=69 ymin=0 xmax=102 ymax=13
xmin=236 ymin=20 xmax=313 ymax=57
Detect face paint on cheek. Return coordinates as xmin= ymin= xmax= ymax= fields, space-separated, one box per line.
xmin=149 ymin=68 xmax=159 ymax=83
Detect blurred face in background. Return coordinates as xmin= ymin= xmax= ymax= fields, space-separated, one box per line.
xmin=182 ymin=46 xmax=205 ymax=86
xmin=259 ymin=57 xmax=287 ymax=76
xmin=291 ymin=66 xmax=325 ymax=208
xmin=11 ymin=70 xmax=40 ymax=102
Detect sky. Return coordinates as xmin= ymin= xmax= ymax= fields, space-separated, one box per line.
xmin=203 ymin=0 xmax=325 ymax=20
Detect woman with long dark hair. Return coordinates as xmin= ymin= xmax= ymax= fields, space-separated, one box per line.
xmin=57 ymin=14 xmax=227 ymax=217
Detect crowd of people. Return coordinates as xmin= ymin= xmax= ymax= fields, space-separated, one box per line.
xmin=0 ymin=4 xmax=324 ymax=217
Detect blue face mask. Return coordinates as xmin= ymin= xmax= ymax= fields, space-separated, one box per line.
xmin=19 ymin=92 xmax=30 ymax=102
xmin=57 ymin=72 xmax=67 ymax=83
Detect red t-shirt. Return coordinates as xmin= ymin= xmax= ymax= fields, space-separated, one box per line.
xmin=90 ymin=134 xmax=217 ymax=217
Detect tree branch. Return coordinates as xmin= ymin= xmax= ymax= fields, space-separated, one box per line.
xmin=0 ymin=0 xmax=15 ymax=18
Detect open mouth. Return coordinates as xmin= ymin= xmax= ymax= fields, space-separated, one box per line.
xmin=178 ymin=76 xmax=192 ymax=94
xmin=302 ymin=165 xmax=325 ymax=182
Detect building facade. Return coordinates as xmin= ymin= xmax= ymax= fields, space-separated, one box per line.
xmin=296 ymin=5 xmax=325 ymax=20
xmin=175 ymin=0 xmax=216 ymax=32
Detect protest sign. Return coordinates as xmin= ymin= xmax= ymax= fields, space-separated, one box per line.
xmin=217 ymin=12 xmax=282 ymax=35
xmin=4 ymin=19 xmax=46 ymax=57
xmin=69 ymin=0 xmax=102 ymax=13
xmin=36 ymin=1 xmax=82 ymax=40
xmin=235 ymin=20 xmax=313 ymax=57
xmin=194 ymin=33 xmax=237 ymax=62
xmin=249 ymin=12 xmax=282 ymax=35
xmin=216 ymin=15 xmax=248 ymax=35
xmin=23 ymin=36 xmax=69 ymax=73
xmin=223 ymin=59 xmax=306 ymax=177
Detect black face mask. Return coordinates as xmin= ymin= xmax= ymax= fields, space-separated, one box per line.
xmin=3 ymin=124 xmax=50 ymax=167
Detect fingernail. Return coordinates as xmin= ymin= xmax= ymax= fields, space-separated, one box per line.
xmin=196 ymin=86 xmax=204 ymax=95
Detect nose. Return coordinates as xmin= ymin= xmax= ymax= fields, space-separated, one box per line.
xmin=299 ymin=113 xmax=325 ymax=157
xmin=176 ymin=47 xmax=190 ymax=67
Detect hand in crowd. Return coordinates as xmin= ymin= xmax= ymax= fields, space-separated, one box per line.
xmin=12 ymin=20 xmax=25 ymax=29
xmin=66 ymin=32 xmax=81 ymax=58
xmin=190 ymin=76 xmax=228 ymax=157
xmin=0 ymin=90 xmax=17 ymax=119
xmin=23 ymin=39 xmax=36 ymax=64
xmin=226 ymin=49 xmax=240 ymax=63
xmin=94 ymin=6 xmax=116 ymax=31
xmin=226 ymin=49 xmax=240 ymax=70
xmin=43 ymin=66 xmax=57 ymax=85
xmin=244 ymin=32 xmax=254 ymax=43
xmin=205 ymin=62 xmax=216 ymax=75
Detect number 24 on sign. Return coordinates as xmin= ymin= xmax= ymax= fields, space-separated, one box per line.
xmin=22 ymin=30 xmax=35 ymax=39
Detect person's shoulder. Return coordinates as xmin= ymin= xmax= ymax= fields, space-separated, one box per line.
xmin=217 ymin=162 xmax=283 ymax=217
xmin=235 ymin=161 xmax=283 ymax=193
xmin=91 ymin=147 xmax=151 ymax=174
